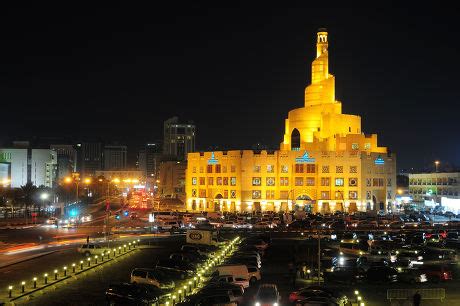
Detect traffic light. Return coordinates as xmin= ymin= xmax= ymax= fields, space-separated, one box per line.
xmin=115 ymin=214 xmax=120 ymax=220
xmin=124 ymin=210 xmax=129 ymax=217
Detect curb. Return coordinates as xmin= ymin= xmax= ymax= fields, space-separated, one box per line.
xmin=0 ymin=251 xmax=58 ymax=269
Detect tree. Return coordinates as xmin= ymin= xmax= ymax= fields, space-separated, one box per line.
xmin=20 ymin=182 xmax=37 ymax=223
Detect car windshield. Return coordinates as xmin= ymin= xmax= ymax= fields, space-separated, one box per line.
xmin=257 ymin=288 xmax=277 ymax=301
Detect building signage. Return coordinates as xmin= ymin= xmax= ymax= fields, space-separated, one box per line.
xmin=188 ymin=231 xmax=203 ymax=240
xmin=208 ymin=152 xmax=218 ymax=165
xmin=295 ymin=151 xmax=315 ymax=163
xmin=374 ymin=156 xmax=385 ymax=165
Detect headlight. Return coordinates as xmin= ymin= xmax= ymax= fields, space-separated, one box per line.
xmin=255 ymin=303 xmax=260 ymax=306
xmin=274 ymin=303 xmax=278 ymax=306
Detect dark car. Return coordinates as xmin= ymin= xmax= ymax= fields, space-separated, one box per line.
xmin=287 ymin=220 xmax=312 ymax=230
xmin=398 ymin=268 xmax=428 ymax=284
xmin=324 ymin=266 xmax=365 ymax=284
xmin=105 ymin=283 xmax=163 ymax=305
xmin=289 ymin=286 xmax=347 ymax=304
xmin=366 ymin=266 xmax=398 ymax=283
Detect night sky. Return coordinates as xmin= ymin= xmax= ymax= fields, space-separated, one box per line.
xmin=0 ymin=2 xmax=459 ymax=170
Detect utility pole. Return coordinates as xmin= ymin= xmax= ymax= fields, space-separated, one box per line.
xmin=317 ymin=224 xmax=321 ymax=285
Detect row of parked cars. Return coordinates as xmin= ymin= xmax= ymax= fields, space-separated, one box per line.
xmin=105 ymin=243 xmax=221 ymax=305
xmin=175 ymin=236 xmax=270 ymax=306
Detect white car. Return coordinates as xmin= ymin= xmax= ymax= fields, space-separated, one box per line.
xmin=222 ymin=221 xmax=236 ymax=228
xmin=247 ymin=266 xmax=261 ymax=284
xmin=156 ymin=221 xmax=181 ymax=230
xmin=46 ymin=217 xmax=59 ymax=225
xmin=235 ymin=222 xmax=252 ymax=229
xmin=210 ymin=274 xmax=250 ymax=288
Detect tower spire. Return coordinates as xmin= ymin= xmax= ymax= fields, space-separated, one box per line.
xmin=316 ymin=28 xmax=328 ymax=58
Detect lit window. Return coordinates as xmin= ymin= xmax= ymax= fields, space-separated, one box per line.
xmin=322 ymin=165 xmax=329 ymax=173
xmin=224 ymin=190 xmax=228 ymax=198
xmin=364 ymin=143 xmax=371 ymax=150
xmin=217 ymin=177 xmax=222 ymax=185
xmin=199 ymin=177 xmax=205 ymax=185
xmin=281 ymin=165 xmax=289 ymax=173
xmin=366 ymin=191 xmax=371 ymax=200
xmin=266 ymin=177 xmax=275 ymax=186
xmin=267 ymin=165 xmax=274 ymax=173
xmin=336 ymin=166 xmax=343 ymax=173
xmin=223 ymin=177 xmax=228 ymax=185
xmin=335 ymin=178 xmax=344 ymax=186
xmin=306 ymin=177 xmax=315 ymax=186
xmin=192 ymin=177 xmax=197 ymax=185
xmin=254 ymin=165 xmax=261 ymax=173
xmin=295 ymin=177 xmax=303 ymax=186
xmin=230 ymin=190 xmax=236 ymax=198
xmin=366 ymin=178 xmax=371 ymax=187
xmin=321 ymin=191 xmax=330 ymax=200
xmin=351 ymin=143 xmax=359 ymax=150
xmin=252 ymin=190 xmax=261 ymax=199
xmin=321 ymin=177 xmax=330 ymax=186
xmin=208 ymin=177 xmax=214 ymax=185
xmin=349 ymin=191 xmax=358 ymax=199
xmin=350 ymin=166 xmax=357 ymax=173
xmin=266 ymin=190 xmax=275 ymax=199
xmin=192 ymin=189 xmax=197 ymax=197
xmin=349 ymin=178 xmax=358 ymax=187
xmin=230 ymin=177 xmax=236 ymax=186
xmin=252 ymin=177 xmax=262 ymax=186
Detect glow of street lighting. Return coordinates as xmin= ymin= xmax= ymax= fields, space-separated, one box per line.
xmin=84 ymin=178 xmax=91 ymax=184
xmin=64 ymin=177 xmax=72 ymax=183
xmin=112 ymin=178 xmax=120 ymax=184
xmin=40 ymin=193 xmax=49 ymax=200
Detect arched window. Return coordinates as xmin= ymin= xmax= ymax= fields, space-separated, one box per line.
xmin=291 ymin=128 xmax=300 ymax=150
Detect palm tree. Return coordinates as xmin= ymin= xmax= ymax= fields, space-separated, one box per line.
xmin=20 ymin=182 xmax=37 ymax=224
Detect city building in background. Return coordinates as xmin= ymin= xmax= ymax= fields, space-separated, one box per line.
xmin=138 ymin=142 xmax=162 ymax=187
xmin=186 ymin=29 xmax=396 ymax=213
xmin=50 ymin=144 xmax=77 ymax=180
xmin=159 ymin=161 xmax=186 ymax=202
xmin=163 ymin=117 xmax=195 ymax=161
xmin=409 ymin=172 xmax=460 ymax=210
xmin=104 ymin=145 xmax=127 ymax=170
xmin=0 ymin=147 xmax=57 ymax=188
xmin=81 ymin=142 xmax=103 ymax=176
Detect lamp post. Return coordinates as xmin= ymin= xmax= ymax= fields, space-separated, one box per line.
xmin=435 ymin=160 xmax=440 ymax=173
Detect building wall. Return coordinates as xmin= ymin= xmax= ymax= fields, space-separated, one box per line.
xmin=159 ymin=161 xmax=186 ymax=201
xmin=185 ymin=150 xmax=396 ymax=213
xmin=409 ymin=172 xmax=460 ymax=203
xmin=0 ymin=149 xmax=28 ymax=188
xmin=104 ymin=145 xmax=127 ymax=170
xmin=31 ymin=149 xmax=57 ymax=187
xmin=82 ymin=142 xmax=103 ymax=175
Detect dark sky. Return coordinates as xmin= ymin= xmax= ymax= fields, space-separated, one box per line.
xmin=0 ymin=2 xmax=459 ymax=170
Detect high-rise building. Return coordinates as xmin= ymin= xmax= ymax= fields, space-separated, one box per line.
xmin=104 ymin=145 xmax=127 ymax=170
xmin=50 ymin=144 xmax=77 ymax=180
xmin=81 ymin=142 xmax=103 ymax=176
xmin=163 ymin=117 xmax=195 ymax=160
xmin=138 ymin=142 xmax=162 ymax=179
xmin=159 ymin=161 xmax=186 ymax=201
xmin=185 ymin=29 xmax=397 ymax=213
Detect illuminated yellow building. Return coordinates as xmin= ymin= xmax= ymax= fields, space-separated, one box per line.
xmin=186 ymin=29 xmax=396 ymax=213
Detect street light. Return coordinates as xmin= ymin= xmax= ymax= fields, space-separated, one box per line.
xmin=435 ymin=160 xmax=440 ymax=172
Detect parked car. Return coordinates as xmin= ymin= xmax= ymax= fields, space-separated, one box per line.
xmin=253 ymin=222 xmax=273 ymax=229
xmin=209 ymin=274 xmax=250 ymax=288
xmin=176 ymin=293 xmax=237 ymax=306
xmin=105 ymin=283 xmax=164 ymax=305
xmin=156 ymin=221 xmax=181 ymax=230
xmin=419 ymin=265 xmax=453 ymax=282
xmin=324 ymin=266 xmax=364 ymax=284
xmin=247 ymin=265 xmax=262 ymax=284
xmin=289 ymin=287 xmax=348 ymax=304
xmin=398 ymin=268 xmax=428 ymax=284
xmin=365 ymin=266 xmax=398 ymax=283
xmin=254 ymin=284 xmax=281 ymax=306
xmin=77 ymin=244 xmax=110 ymax=257
xmin=130 ymin=268 xmax=175 ymax=289
xmin=155 ymin=260 xmax=194 ymax=280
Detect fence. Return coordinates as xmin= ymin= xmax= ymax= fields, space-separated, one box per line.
xmin=387 ymin=288 xmax=445 ymax=302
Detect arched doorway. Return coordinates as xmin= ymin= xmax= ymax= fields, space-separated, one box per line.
xmin=321 ymin=202 xmax=330 ymax=214
xmin=335 ymin=202 xmax=344 ymax=212
xmin=214 ymin=194 xmax=223 ymax=212
xmin=349 ymin=202 xmax=357 ymax=213
xmin=291 ymin=128 xmax=300 ymax=150
xmin=254 ymin=202 xmax=261 ymax=212
xmin=192 ymin=200 xmax=196 ymax=211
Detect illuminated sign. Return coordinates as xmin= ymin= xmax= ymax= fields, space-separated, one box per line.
xmin=374 ymin=156 xmax=385 ymax=165
xmin=296 ymin=151 xmax=315 ymax=163
xmin=208 ymin=152 xmax=218 ymax=165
